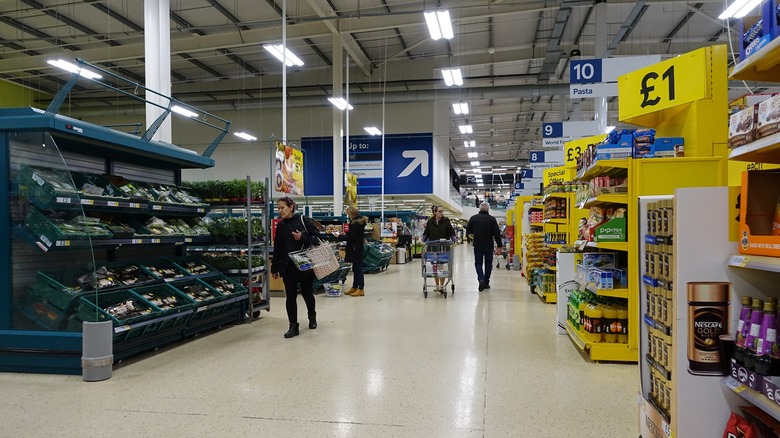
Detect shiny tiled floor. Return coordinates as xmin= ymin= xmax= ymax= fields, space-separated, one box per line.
xmin=0 ymin=245 xmax=638 ymax=437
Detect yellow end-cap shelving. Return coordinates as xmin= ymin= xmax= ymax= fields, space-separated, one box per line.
xmin=578 ymin=193 xmax=629 ymax=209
xmin=728 ymin=131 xmax=780 ymax=165
xmin=565 ymin=321 xmax=635 ymax=362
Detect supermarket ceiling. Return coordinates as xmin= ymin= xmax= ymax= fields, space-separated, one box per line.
xmin=0 ymin=0 xmax=776 ymax=179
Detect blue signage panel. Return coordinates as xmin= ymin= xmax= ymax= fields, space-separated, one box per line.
xmin=521 ymin=168 xmax=534 ymax=179
xmin=569 ymin=59 xmax=603 ymax=84
xmin=300 ymin=133 xmax=433 ymax=196
xmin=542 ymin=122 xmax=563 ymax=138
xmin=529 ymin=150 xmax=545 ymax=163
xmin=514 ymin=182 xmax=524 ymax=190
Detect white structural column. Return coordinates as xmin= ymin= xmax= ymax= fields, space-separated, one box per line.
xmin=144 ymin=0 xmax=172 ymax=143
xmin=332 ymin=33 xmax=344 ymax=214
xmin=594 ymin=0 xmax=608 ymax=133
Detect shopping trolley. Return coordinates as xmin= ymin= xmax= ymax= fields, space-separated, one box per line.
xmin=421 ymin=239 xmax=455 ymax=298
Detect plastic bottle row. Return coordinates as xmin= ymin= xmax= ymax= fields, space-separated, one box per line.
xmin=568 ymin=290 xmax=629 ymax=343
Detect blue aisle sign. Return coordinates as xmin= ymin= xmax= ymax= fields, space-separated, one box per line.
xmin=300 ymin=133 xmax=433 ymax=196
xmin=570 ymin=59 xmax=603 ymax=84
xmin=542 ymin=122 xmax=563 ymax=138
xmin=520 ymin=168 xmax=534 ymax=179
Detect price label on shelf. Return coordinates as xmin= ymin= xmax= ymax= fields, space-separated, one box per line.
xmin=728 ymin=255 xmax=750 ymax=267
xmin=724 ymin=377 xmax=746 ymax=393
xmin=56 ymin=197 xmax=71 ymax=204
xmin=107 ymin=201 xmax=119 ymax=207
xmin=185 ymin=238 xmax=192 ymax=243
xmin=197 ymin=208 xmax=205 ymax=213
xmin=80 ymin=199 xmax=94 ymax=205
xmin=129 ymin=203 xmax=141 ymax=209
xmin=151 ymin=238 xmax=160 ymax=244
xmin=132 ymin=239 xmax=142 ymax=244
xmin=56 ymin=240 xmax=71 ymax=247
xmin=152 ymin=205 xmax=162 ymax=210
xmin=619 ymin=47 xmax=708 ymax=121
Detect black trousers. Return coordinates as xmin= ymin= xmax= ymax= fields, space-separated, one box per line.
xmin=282 ymin=266 xmax=316 ymax=325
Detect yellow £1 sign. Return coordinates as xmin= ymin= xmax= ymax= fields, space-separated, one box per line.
xmin=618 ymin=47 xmax=710 ymax=122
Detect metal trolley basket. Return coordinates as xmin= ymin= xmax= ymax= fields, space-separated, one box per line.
xmin=421 ymin=239 xmax=455 ymax=298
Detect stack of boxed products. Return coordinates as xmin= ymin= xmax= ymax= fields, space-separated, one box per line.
xmin=568 ymin=252 xmax=629 ymax=343
xmin=576 ymin=129 xmax=685 ymax=177
xmin=729 ymin=93 xmax=780 ymax=148
xmin=578 ymin=205 xmax=627 ymax=243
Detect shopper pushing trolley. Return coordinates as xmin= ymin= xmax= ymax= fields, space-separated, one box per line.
xmin=422 ymin=239 xmax=455 ymax=298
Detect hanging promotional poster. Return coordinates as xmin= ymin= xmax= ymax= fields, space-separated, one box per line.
xmin=274 ymin=141 xmax=304 ymax=195
xmin=345 ymin=171 xmax=358 ymax=208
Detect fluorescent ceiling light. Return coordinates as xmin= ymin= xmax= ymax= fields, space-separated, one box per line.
xmin=441 ymin=68 xmax=463 ymax=86
xmin=467 ymin=152 xmax=478 ymax=158
xmin=471 ymin=161 xmax=480 ymax=166
xmin=477 ymin=183 xmax=484 ymax=187
xmin=459 ymin=124 xmax=473 ymax=134
xmin=364 ymin=126 xmax=382 ymax=136
xmin=473 ymin=169 xmax=482 ymax=174
xmin=718 ymin=0 xmax=752 ymax=18
xmin=424 ymin=10 xmax=454 ymax=40
xmin=47 ymin=59 xmax=102 ymax=79
xmin=463 ymin=140 xmax=476 ymax=148
xmin=452 ymin=102 xmax=469 ymax=115
xmin=263 ymin=44 xmax=304 ymax=67
xmin=328 ymin=97 xmax=353 ymax=110
xmin=234 ymin=132 xmax=257 ymax=141
xmin=734 ymin=0 xmax=762 ymax=18
xmin=171 ymin=105 xmax=198 ymax=118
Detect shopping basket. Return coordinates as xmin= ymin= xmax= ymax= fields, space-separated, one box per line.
xmin=289 ymin=241 xmax=340 ymax=279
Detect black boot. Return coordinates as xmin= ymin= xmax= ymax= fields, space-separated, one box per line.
xmin=284 ymin=323 xmax=299 ymax=338
xmin=308 ymin=314 xmax=317 ymax=329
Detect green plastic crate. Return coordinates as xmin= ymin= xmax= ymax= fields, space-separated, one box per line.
xmin=131 ymin=283 xmax=195 ymax=331
xmin=169 ymin=278 xmax=227 ymax=320
xmin=202 ymin=275 xmax=247 ymax=296
xmin=15 ymin=165 xmax=80 ymax=207
xmin=77 ymin=290 xmax=162 ymax=341
xmin=24 ymin=208 xmax=113 ymax=243
xmin=137 ymin=259 xmax=189 ymax=282
xmin=169 ymin=256 xmax=219 ymax=277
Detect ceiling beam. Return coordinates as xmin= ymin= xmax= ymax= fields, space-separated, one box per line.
xmin=306 ymin=0 xmax=372 ymax=76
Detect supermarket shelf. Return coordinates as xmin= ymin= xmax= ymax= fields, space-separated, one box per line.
xmin=575 ymin=240 xmax=629 ymax=252
xmin=15 ymin=227 xmax=211 ymax=252
xmin=565 ymin=320 xmax=637 ymax=362
xmin=186 ymin=243 xmax=267 ymax=253
xmin=34 ymin=194 xmax=210 ymax=215
xmin=530 ymin=222 xmax=544 ymax=227
xmin=546 ymin=243 xmax=564 ymax=249
xmin=529 ymin=205 xmax=544 ymax=211
xmin=576 ymin=159 xmax=629 ymax=182
xmin=542 ymin=192 xmax=571 ymax=202
xmin=578 ymin=193 xmax=629 ymax=209
xmin=728 ymin=131 xmax=780 ymax=165
xmin=727 ymin=254 xmax=780 ymax=274
xmin=537 ymin=291 xmax=556 ymax=304
xmin=576 ymin=278 xmax=628 ymax=298
xmin=729 ymin=36 xmax=780 ymax=82
xmin=543 ymin=264 xmax=557 ymax=271
xmin=543 ymin=218 xmax=568 ymax=224
xmin=722 ymin=376 xmax=780 ymax=422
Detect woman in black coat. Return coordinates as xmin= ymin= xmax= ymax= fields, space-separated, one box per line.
xmin=423 ymin=204 xmax=455 ymax=292
xmin=271 ymin=196 xmax=321 ymax=339
xmin=338 ymin=206 xmax=367 ymax=296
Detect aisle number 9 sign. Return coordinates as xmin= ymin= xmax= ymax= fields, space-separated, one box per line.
xmin=619 ymin=48 xmax=709 ymax=120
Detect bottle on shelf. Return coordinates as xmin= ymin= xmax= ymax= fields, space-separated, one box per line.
xmin=744 ymin=297 xmax=765 ymax=370
xmin=733 ymin=295 xmax=753 ymax=366
xmin=617 ymin=305 xmax=628 ymax=344
xmin=604 ymin=304 xmax=617 ymax=343
xmin=755 ymin=298 xmax=779 ymax=376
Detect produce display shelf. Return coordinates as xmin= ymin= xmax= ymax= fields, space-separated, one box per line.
xmin=576 ymin=278 xmax=629 ymax=299
xmin=543 ymin=218 xmax=568 ymax=224
xmin=565 ymin=320 xmax=636 ymax=362
xmin=727 ymin=253 xmax=780 ymax=273
xmin=578 ymin=194 xmax=629 ymax=209
xmin=18 ymin=227 xmax=211 ymax=252
xmin=148 ymin=202 xmax=210 ymax=215
xmin=29 ymin=195 xmax=149 ymax=212
xmin=186 ymin=243 xmax=267 ymax=253
xmin=576 ymin=159 xmax=629 ymax=182
xmin=729 ymin=36 xmax=780 ymax=81
xmin=722 ymin=376 xmax=780 ymax=422
xmin=727 ymin=131 xmax=780 ymax=165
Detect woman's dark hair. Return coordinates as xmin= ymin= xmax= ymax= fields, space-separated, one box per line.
xmin=277 ymin=196 xmax=296 ymax=210
xmin=431 ymin=204 xmax=439 ymax=215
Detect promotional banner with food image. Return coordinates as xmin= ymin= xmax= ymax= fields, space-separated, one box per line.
xmin=274 ymin=141 xmax=304 ymax=195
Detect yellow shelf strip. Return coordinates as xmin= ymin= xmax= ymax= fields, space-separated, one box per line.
xmin=530 ymin=222 xmax=544 ymax=227
xmin=574 ymin=240 xmax=629 ymax=252
xmin=727 ymin=131 xmax=780 ymax=165
xmin=538 ymin=291 xmax=557 ymax=304
xmin=542 ymin=192 xmax=571 ymax=202
xmin=578 ymin=193 xmax=629 ymax=209
xmin=566 ymin=322 xmax=637 ymax=361
xmin=576 ymin=278 xmax=629 ymax=299
xmin=576 ymin=159 xmax=630 ymax=182
xmin=727 ymin=254 xmax=780 ymax=274
xmin=544 ymin=218 xmax=568 ymax=224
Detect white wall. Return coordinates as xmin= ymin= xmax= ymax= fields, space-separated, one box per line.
xmin=81 ymin=101 xmax=435 ymax=184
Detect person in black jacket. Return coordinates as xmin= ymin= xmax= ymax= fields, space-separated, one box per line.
xmin=466 ymin=202 xmax=503 ymax=291
xmin=271 ymin=196 xmax=321 ymax=339
xmin=338 ymin=206 xmax=368 ymax=297
xmin=423 ymin=204 xmax=455 ymax=292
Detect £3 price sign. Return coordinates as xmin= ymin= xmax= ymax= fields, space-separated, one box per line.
xmin=618 ymin=47 xmax=709 ymax=122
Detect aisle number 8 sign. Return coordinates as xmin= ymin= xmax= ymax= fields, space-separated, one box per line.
xmin=619 ymin=48 xmax=709 ymax=121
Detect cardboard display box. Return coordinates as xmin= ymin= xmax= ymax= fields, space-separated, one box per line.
xmin=739 ymin=170 xmax=780 ymax=257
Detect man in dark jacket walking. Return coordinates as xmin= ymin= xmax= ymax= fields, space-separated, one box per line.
xmin=466 ymin=202 xmax=503 ymax=291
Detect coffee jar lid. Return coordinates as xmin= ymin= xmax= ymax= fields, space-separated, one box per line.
xmin=687 ymin=282 xmax=730 ymax=302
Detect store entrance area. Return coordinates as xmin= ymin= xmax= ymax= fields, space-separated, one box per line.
xmin=0 ymin=244 xmax=637 ymax=437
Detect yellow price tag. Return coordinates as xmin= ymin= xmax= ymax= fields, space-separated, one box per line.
xmin=619 ymin=47 xmax=709 ymax=121
xmin=729 ymin=255 xmax=750 ymax=267
xmin=564 ymin=142 xmax=582 ymax=168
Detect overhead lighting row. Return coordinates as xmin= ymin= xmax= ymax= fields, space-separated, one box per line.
xmin=364 ymin=126 xmax=382 ymax=136
xmin=452 ymin=102 xmax=469 ymax=114
xmin=263 ymin=44 xmax=304 ymax=67
xmin=441 ymin=68 xmax=463 ymax=87
xmin=467 ymin=152 xmax=478 ymax=158
xmin=718 ymin=0 xmax=761 ymax=19
xmin=459 ymin=124 xmax=473 ymax=134
xmin=328 ymin=97 xmax=353 ymax=111
xmin=464 ymin=140 xmax=475 ymax=148
xmin=424 ymin=10 xmax=454 ymax=40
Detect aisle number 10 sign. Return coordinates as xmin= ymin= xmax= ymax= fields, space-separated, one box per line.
xmin=618 ymin=47 xmax=709 ymax=121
